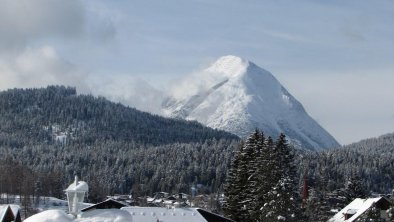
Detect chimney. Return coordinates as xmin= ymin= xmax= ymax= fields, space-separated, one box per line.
xmin=75 ymin=175 xmax=79 ymax=186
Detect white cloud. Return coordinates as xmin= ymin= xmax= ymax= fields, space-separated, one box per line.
xmin=0 ymin=0 xmax=85 ymax=51
xmin=0 ymin=46 xmax=89 ymax=92
xmin=87 ymin=75 xmax=165 ymax=114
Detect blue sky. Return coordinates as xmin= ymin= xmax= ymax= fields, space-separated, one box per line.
xmin=0 ymin=0 xmax=393 ymax=144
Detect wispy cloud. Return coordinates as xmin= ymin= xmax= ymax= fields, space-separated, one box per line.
xmin=0 ymin=46 xmax=89 ymax=92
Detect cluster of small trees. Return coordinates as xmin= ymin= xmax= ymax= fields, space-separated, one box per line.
xmin=0 ymin=158 xmax=64 ymax=217
xmin=223 ymin=130 xmax=303 ymax=221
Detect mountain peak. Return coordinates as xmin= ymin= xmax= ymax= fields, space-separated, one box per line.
xmin=163 ymin=57 xmax=340 ymax=150
xmin=206 ymin=55 xmax=250 ymax=77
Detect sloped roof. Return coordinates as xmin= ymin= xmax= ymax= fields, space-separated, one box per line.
xmin=24 ymin=207 xmax=234 ymax=222
xmin=81 ymin=199 xmax=128 ymax=212
xmin=0 ymin=205 xmax=10 ymax=220
xmin=0 ymin=204 xmax=20 ymax=219
xmin=121 ymin=207 xmax=234 ymax=222
xmin=328 ymin=197 xmax=391 ymax=222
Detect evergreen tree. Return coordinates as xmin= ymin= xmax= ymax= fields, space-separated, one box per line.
xmin=224 ymin=132 xmax=303 ymax=222
xmin=344 ymin=175 xmax=367 ymax=202
xmin=223 ymin=142 xmax=244 ymax=221
xmin=243 ymin=130 xmax=261 ymax=218
xmin=261 ymin=133 xmax=302 ymax=221
xmin=224 ymin=130 xmax=264 ymax=221
xmin=249 ymin=132 xmax=270 ymax=221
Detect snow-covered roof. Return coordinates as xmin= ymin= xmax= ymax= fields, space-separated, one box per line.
xmin=24 ymin=207 xmax=234 ymax=222
xmin=0 ymin=206 xmax=9 ymax=220
xmin=0 ymin=204 xmax=19 ymax=220
xmin=65 ymin=181 xmax=88 ymax=192
xmin=24 ymin=209 xmax=133 ymax=222
xmin=121 ymin=207 xmax=207 ymax=222
xmin=78 ymin=209 xmax=133 ymax=222
xmin=328 ymin=197 xmax=388 ymax=222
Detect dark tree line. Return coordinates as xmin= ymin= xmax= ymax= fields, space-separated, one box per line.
xmin=0 ymin=138 xmax=239 ymax=202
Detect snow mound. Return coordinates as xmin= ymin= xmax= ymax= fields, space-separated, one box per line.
xmin=24 ymin=210 xmax=74 ymax=222
xmin=163 ymin=55 xmax=339 ymax=150
xmin=78 ymin=209 xmax=133 ymax=222
xmin=24 ymin=209 xmax=133 ymax=222
xmin=66 ymin=181 xmax=88 ymax=192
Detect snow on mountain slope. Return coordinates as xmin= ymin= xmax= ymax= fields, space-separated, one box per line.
xmin=162 ymin=55 xmax=340 ymax=150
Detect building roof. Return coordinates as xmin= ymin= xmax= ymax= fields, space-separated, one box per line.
xmin=81 ymin=199 xmax=128 ymax=212
xmin=24 ymin=207 xmax=234 ymax=222
xmin=24 ymin=209 xmax=133 ymax=222
xmin=121 ymin=207 xmax=235 ymax=222
xmin=328 ymin=197 xmax=391 ymax=222
xmin=0 ymin=204 xmax=20 ymax=221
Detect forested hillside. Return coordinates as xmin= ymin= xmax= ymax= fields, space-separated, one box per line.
xmin=300 ymin=132 xmax=394 ymax=194
xmin=0 ymin=86 xmax=237 ymax=146
xmin=1 ymin=86 xmax=393 ymax=219
xmin=298 ymin=133 xmax=394 ymax=221
xmin=0 ymin=86 xmax=239 ymax=201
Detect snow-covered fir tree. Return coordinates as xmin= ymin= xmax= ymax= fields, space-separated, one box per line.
xmin=223 ymin=142 xmax=246 ymax=222
xmin=224 ymin=130 xmax=261 ymax=221
xmin=224 ymin=131 xmax=303 ymax=222
xmin=261 ymin=134 xmax=303 ymax=221
xmin=344 ymin=174 xmax=367 ymax=203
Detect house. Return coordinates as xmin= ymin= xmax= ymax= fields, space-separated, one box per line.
xmin=81 ymin=198 xmax=128 ymax=212
xmin=0 ymin=205 xmax=21 ymax=222
xmin=328 ymin=197 xmax=392 ymax=222
xmin=121 ymin=207 xmax=235 ymax=222
xmin=106 ymin=194 xmax=135 ymax=205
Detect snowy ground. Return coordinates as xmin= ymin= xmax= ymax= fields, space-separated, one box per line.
xmin=0 ymin=194 xmax=93 ymax=220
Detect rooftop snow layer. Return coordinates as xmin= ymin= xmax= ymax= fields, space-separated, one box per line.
xmin=24 ymin=209 xmax=133 ymax=222
xmin=122 ymin=207 xmax=206 ymax=222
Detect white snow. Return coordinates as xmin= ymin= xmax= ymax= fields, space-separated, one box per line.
xmin=0 ymin=204 xmax=20 ymax=220
xmin=163 ymin=55 xmax=339 ymax=150
xmin=24 ymin=207 xmax=221 ymax=222
xmin=122 ymin=207 xmax=208 ymax=222
xmin=78 ymin=209 xmax=133 ymax=222
xmin=65 ymin=181 xmax=88 ymax=192
xmin=24 ymin=210 xmax=74 ymax=222
xmin=24 ymin=209 xmax=133 ymax=222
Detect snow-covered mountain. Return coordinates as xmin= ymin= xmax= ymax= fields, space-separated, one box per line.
xmin=162 ymin=55 xmax=339 ymax=150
